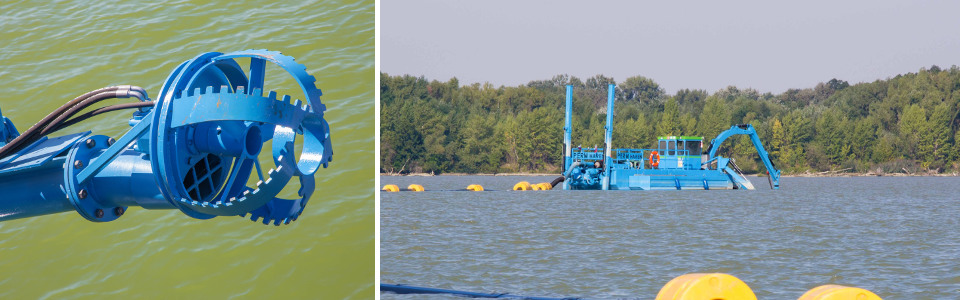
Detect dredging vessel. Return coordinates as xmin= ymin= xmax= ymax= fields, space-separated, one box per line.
xmin=562 ymin=84 xmax=780 ymax=190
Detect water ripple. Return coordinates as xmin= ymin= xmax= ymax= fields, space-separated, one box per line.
xmin=382 ymin=176 xmax=960 ymax=299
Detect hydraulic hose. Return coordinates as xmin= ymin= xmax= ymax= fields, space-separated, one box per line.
xmin=0 ymin=86 xmax=146 ymax=159
xmin=40 ymin=89 xmax=146 ymax=135
xmin=50 ymin=101 xmax=155 ymax=133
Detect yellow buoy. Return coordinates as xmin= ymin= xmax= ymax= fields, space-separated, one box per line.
xmin=537 ymin=183 xmax=553 ymax=190
xmin=407 ymin=184 xmax=424 ymax=192
xmin=382 ymin=184 xmax=400 ymax=192
xmin=655 ymin=273 xmax=757 ymax=300
xmin=466 ymin=184 xmax=484 ymax=191
xmin=798 ymin=285 xmax=882 ymax=300
xmin=513 ymin=181 xmax=532 ymax=191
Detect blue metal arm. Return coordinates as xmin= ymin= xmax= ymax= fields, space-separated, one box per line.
xmin=707 ymin=124 xmax=780 ymax=189
xmin=0 ymin=49 xmax=333 ymax=225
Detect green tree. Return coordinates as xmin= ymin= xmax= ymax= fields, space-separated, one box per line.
xmin=656 ymin=97 xmax=681 ymax=136
xmin=697 ymin=96 xmax=730 ymax=139
xmin=620 ymin=75 xmax=665 ymax=103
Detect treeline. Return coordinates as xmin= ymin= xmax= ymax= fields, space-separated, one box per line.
xmin=380 ymin=65 xmax=960 ymax=175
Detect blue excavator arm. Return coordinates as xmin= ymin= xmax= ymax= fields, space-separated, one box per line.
xmin=706 ymin=124 xmax=780 ymax=189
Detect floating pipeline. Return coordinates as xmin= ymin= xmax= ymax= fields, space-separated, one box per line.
xmin=382 ymin=178 xmax=565 ymax=193
xmin=381 ymin=273 xmax=883 ymax=300
xmin=382 ymin=184 xmax=487 ymax=192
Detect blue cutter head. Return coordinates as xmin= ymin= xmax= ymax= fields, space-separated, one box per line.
xmin=149 ymin=50 xmax=332 ymax=225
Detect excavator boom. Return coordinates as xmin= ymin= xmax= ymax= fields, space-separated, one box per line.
xmin=707 ymin=124 xmax=780 ymax=189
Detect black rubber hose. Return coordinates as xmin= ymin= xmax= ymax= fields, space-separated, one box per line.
xmin=0 ymin=86 xmax=146 ymax=159
xmin=550 ymin=176 xmax=565 ymax=187
xmin=40 ymin=89 xmax=145 ymax=136
xmin=49 ymin=101 xmax=155 ymax=134
xmin=0 ymin=86 xmax=122 ymax=158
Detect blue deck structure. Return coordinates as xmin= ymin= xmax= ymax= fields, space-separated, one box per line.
xmin=562 ymin=84 xmax=780 ymax=190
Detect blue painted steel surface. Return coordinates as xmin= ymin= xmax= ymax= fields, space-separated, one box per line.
xmin=0 ymin=108 xmax=18 ymax=147
xmin=707 ymin=124 xmax=780 ymax=189
xmin=0 ymin=49 xmax=332 ymax=224
xmin=562 ymin=85 xmax=573 ymax=190
xmin=602 ymin=84 xmax=614 ymax=190
xmin=561 ymin=86 xmax=779 ymax=190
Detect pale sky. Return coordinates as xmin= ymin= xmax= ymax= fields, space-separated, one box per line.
xmin=381 ymin=0 xmax=960 ymax=94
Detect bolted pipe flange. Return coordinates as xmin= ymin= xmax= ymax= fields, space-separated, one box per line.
xmin=64 ymin=134 xmax=127 ymax=222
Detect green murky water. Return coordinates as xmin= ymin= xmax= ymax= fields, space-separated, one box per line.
xmin=0 ymin=0 xmax=374 ymax=298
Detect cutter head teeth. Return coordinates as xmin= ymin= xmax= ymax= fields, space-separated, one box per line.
xmin=251 ymin=88 xmax=262 ymax=97
xmin=281 ymin=95 xmax=291 ymax=103
xmin=267 ymin=91 xmax=277 ymax=101
xmin=205 ymin=86 xmax=215 ymax=94
xmin=293 ymin=99 xmax=302 ymax=107
xmin=236 ymin=86 xmax=245 ymax=94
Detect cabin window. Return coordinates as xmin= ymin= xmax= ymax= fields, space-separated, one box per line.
xmin=685 ymin=140 xmax=701 ymax=156
xmin=667 ymin=141 xmax=675 ymax=155
xmin=658 ymin=140 xmax=666 ymax=151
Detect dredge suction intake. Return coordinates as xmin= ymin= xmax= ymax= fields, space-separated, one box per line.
xmin=0 ymin=50 xmax=333 ymax=226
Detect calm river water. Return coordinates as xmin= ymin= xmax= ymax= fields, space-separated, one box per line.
xmin=0 ymin=1 xmax=374 ymax=298
xmin=381 ymin=175 xmax=960 ymax=299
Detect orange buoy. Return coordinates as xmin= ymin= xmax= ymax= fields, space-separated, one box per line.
xmin=466 ymin=184 xmax=484 ymax=191
xmin=382 ymin=184 xmax=400 ymax=192
xmin=407 ymin=184 xmax=424 ymax=192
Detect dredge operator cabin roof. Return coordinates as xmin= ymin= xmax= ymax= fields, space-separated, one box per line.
xmin=657 ymin=136 xmax=703 ymax=140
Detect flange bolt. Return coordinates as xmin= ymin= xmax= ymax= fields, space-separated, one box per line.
xmin=78 ymin=189 xmax=88 ymax=199
xmin=114 ymin=207 xmax=125 ymax=217
xmin=74 ymin=160 xmax=84 ymax=168
xmin=85 ymin=139 xmax=96 ymax=148
xmin=94 ymin=209 xmax=104 ymax=218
